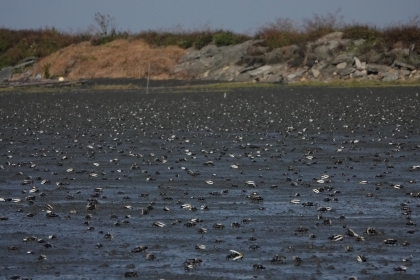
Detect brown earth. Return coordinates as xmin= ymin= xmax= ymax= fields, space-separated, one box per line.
xmin=32 ymin=39 xmax=186 ymax=80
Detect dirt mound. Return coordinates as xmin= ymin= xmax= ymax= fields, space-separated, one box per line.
xmin=32 ymin=39 xmax=186 ymax=80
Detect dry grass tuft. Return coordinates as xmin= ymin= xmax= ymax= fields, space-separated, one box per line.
xmin=32 ymin=39 xmax=186 ymax=80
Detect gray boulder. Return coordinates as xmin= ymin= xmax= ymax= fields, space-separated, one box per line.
xmin=359 ymin=50 xmax=382 ymax=64
xmin=354 ymin=57 xmax=365 ymax=70
xmin=265 ymin=74 xmax=284 ymax=83
xmin=353 ymin=39 xmax=366 ymax=46
xmin=399 ymin=69 xmax=411 ymax=76
xmin=393 ymin=60 xmax=416 ymax=70
xmin=235 ymin=72 xmax=252 ymax=82
xmin=366 ymin=64 xmax=392 ymax=74
xmin=333 ymin=54 xmax=352 ymax=65
xmin=311 ymin=68 xmax=321 ymax=78
xmin=287 ymin=68 xmax=307 ymax=81
xmin=172 ymin=40 xmax=264 ymax=80
xmin=336 ymin=62 xmax=348 ymax=69
xmin=382 ymin=72 xmax=399 ymax=82
xmin=0 ymin=67 xmax=14 ymax=83
xmin=310 ymin=32 xmax=351 ymax=62
xmin=337 ymin=67 xmax=355 ymax=77
xmin=14 ymin=60 xmax=37 ymax=69
xmin=352 ymin=70 xmax=366 ymax=79
xmin=265 ymin=45 xmax=298 ymax=64
xmin=248 ymin=65 xmax=272 ymax=77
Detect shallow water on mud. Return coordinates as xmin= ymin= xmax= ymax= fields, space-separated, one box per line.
xmin=0 ymin=86 xmax=419 ymax=279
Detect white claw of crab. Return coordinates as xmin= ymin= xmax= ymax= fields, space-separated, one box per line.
xmin=230 ymin=249 xmax=244 ymax=260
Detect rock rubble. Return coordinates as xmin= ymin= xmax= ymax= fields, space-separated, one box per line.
xmin=171 ymin=32 xmax=420 ymax=83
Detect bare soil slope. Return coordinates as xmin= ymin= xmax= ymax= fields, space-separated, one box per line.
xmin=32 ymin=39 xmax=186 ymax=80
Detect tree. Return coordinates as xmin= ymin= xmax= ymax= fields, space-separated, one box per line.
xmin=91 ymin=13 xmax=117 ymax=37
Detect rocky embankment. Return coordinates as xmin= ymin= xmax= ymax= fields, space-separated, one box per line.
xmin=1 ymin=31 xmax=420 ymax=85
xmin=171 ymin=32 xmax=420 ymax=83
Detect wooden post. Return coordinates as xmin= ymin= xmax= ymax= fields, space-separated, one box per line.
xmin=146 ymin=63 xmax=150 ymax=94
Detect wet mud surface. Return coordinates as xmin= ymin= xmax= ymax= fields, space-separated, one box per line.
xmin=1 ymin=86 xmax=420 ymax=279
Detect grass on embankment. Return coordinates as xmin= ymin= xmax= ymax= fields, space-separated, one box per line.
xmin=1 ymin=78 xmax=419 ymax=94
xmin=289 ymin=79 xmax=420 ymax=88
xmin=180 ymin=79 xmax=420 ymax=91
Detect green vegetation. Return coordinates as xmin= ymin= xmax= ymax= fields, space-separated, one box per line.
xmin=2 ymin=78 xmax=419 ymax=93
xmin=0 ymin=28 xmax=89 ymax=69
xmin=43 ymin=63 xmax=51 ymax=79
xmin=91 ymin=84 xmax=138 ymax=90
xmin=0 ymin=86 xmax=70 ymax=93
xmin=182 ymin=81 xmax=279 ymax=90
xmin=288 ymin=79 xmax=420 ymax=88
xmin=1 ymin=11 xmax=419 ymax=70
xmin=134 ymin=29 xmax=249 ymax=49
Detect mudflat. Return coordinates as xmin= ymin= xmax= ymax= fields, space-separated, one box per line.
xmin=1 ymin=86 xmax=419 ymax=279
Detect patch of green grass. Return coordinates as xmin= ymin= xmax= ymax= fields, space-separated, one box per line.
xmin=181 ymin=81 xmax=280 ymax=90
xmin=92 ymin=84 xmax=138 ymax=90
xmin=288 ymin=79 xmax=420 ymax=88
xmin=0 ymin=86 xmax=70 ymax=93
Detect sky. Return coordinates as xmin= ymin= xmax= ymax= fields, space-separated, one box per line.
xmin=1 ymin=0 xmax=420 ymax=35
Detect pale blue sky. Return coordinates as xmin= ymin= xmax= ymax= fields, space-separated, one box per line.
xmin=1 ymin=0 xmax=419 ymax=34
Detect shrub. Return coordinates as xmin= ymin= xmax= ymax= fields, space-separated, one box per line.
xmin=90 ymin=32 xmax=129 ymax=46
xmin=0 ymin=28 xmax=87 ymax=69
xmin=382 ymin=24 xmax=420 ymax=48
xmin=257 ymin=11 xmax=345 ymax=49
xmin=177 ymin=37 xmax=194 ymax=49
xmin=136 ymin=30 xmax=193 ymax=48
xmin=342 ymin=24 xmax=381 ymax=41
xmin=302 ymin=9 xmax=343 ymax=41
xmin=256 ymin=28 xmax=306 ymax=49
xmin=213 ymin=31 xmax=235 ymax=47
xmin=43 ymin=63 xmax=51 ymax=79
xmin=256 ymin=18 xmax=301 ymax=49
xmin=193 ymin=32 xmax=213 ymax=49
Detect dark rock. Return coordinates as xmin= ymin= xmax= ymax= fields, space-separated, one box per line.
xmin=265 ymin=45 xmax=298 ymax=64
xmin=366 ymin=68 xmax=378 ymax=75
xmin=366 ymin=64 xmax=392 ymax=75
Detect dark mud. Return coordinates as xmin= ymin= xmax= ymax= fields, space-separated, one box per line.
xmin=0 ymin=86 xmax=419 ymax=279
